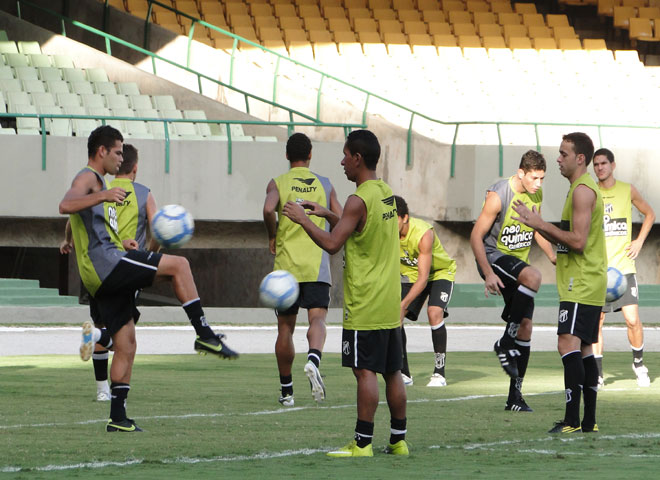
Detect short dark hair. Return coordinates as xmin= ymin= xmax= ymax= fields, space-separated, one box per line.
xmin=87 ymin=125 xmax=123 ymax=159
xmin=563 ymin=132 xmax=595 ymax=166
xmin=286 ymin=132 xmax=312 ymax=162
xmin=519 ymin=150 xmax=546 ymax=172
xmin=117 ymin=144 xmax=138 ymax=175
xmin=593 ymin=147 xmax=615 ymax=163
xmin=394 ymin=195 xmax=408 ymax=218
xmin=345 ymin=129 xmax=380 ymax=170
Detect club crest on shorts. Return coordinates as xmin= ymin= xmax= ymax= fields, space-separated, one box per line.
xmin=631 ymin=286 xmax=637 ymax=298
xmin=440 ymin=292 xmax=449 ymax=302
xmin=342 ymin=341 xmax=351 ymax=356
xmin=559 ymin=309 xmax=568 ymax=323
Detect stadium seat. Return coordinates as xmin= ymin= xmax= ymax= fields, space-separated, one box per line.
xmin=0 ymin=78 xmax=23 ymax=93
xmin=433 ymin=34 xmax=458 ymax=47
xmin=117 ymin=82 xmax=141 ymax=95
xmin=498 ymin=12 xmax=522 ymax=26
xmin=45 ymin=80 xmax=70 ymax=95
xmin=490 ymin=2 xmax=514 ymax=14
xmin=81 ymin=93 xmax=106 ymax=109
xmin=546 ymin=14 xmax=570 ymax=28
xmin=583 ymin=38 xmax=608 ymax=49
xmin=14 ymin=104 xmax=40 ymax=131
xmin=70 ymin=81 xmax=94 ymax=95
xmin=422 ymin=10 xmax=446 ymax=23
xmin=408 ymin=33 xmax=434 ymax=46
xmin=0 ymin=65 xmax=13 ymax=79
xmin=373 ymin=8 xmax=398 ymax=20
xmin=38 ymin=105 xmax=71 ymax=136
xmin=92 ymin=81 xmax=118 ymax=95
xmin=22 ymin=80 xmax=46 ymax=95
xmin=62 ymin=69 xmax=87 ymax=82
xmin=482 ymin=35 xmax=507 ymax=48
xmin=473 ymin=12 xmax=497 ymax=26
xmin=17 ymin=41 xmax=41 ymax=55
xmin=86 ymin=68 xmax=109 ymax=83
xmin=522 ymin=13 xmax=545 ymax=27
xmin=105 ymin=94 xmax=130 ymax=110
xmin=638 ymin=7 xmax=660 ymax=18
xmin=528 ymin=26 xmax=553 ymax=39
xmin=403 ymin=20 xmax=428 ymax=35
xmin=72 ymin=117 xmax=100 ymax=137
xmin=379 ymin=19 xmax=404 ymax=34
xmin=553 ymin=26 xmax=578 ymax=39
xmin=629 ymin=18 xmax=658 ymax=42
xmin=613 ymin=6 xmax=637 ymax=29
xmin=152 ymin=95 xmax=177 ymax=110
xmin=14 ymin=66 xmax=39 ymax=81
xmin=5 ymin=53 xmax=29 ymax=67
xmin=28 ymin=54 xmax=52 ymax=68
xmin=428 ymin=21 xmax=452 ymax=35
xmin=458 ymin=35 xmax=482 ymax=48
xmin=478 ymin=23 xmax=503 ymax=37
xmin=397 ymin=9 xmax=421 ymax=21
xmin=514 ymin=3 xmax=537 ymax=14
xmin=559 ymin=37 xmax=583 ymax=50
xmin=533 ymin=37 xmax=558 ymax=49
xmin=128 ymin=94 xmax=153 ymax=110
xmin=52 ymin=55 xmax=75 ymax=69
xmin=503 ymin=24 xmax=527 ymax=43
xmin=56 ymin=93 xmax=82 ymax=108
xmin=7 ymin=91 xmax=32 ymax=111
xmin=453 ymin=23 xmax=477 ymax=36
xmin=448 ymin=11 xmax=472 ymax=25
xmin=0 ymin=41 xmax=18 ymax=54
xmin=508 ymin=36 xmax=533 ymax=48
xmin=38 ymin=67 xmax=62 ymax=81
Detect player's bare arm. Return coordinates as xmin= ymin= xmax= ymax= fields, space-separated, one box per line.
xmin=59 ymin=170 xmax=126 ymax=214
xmin=263 ymin=179 xmax=280 ymax=255
xmin=60 ymin=219 xmax=73 ymax=254
xmin=534 ymin=231 xmax=556 ymax=265
xmin=470 ymin=191 xmax=505 ymax=296
xmin=283 ymin=194 xmax=365 ymax=254
xmin=627 ymin=184 xmax=655 ymax=259
xmin=401 ymin=229 xmax=433 ymax=321
xmin=512 ymin=185 xmax=596 ymax=254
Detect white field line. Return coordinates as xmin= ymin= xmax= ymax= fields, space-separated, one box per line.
xmin=1 ymin=390 xmax=657 ymax=473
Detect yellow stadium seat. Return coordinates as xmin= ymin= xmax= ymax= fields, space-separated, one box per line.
xmin=582 ymin=38 xmax=608 ymax=49
xmin=553 ymin=26 xmax=578 ymax=39
xmin=304 ymin=17 xmax=327 ymax=31
xmin=559 ymin=37 xmax=582 ymax=49
xmin=522 ymin=13 xmax=545 ymax=27
xmin=308 ymin=29 xmax=333 ymax=43
xmin=533 ymin=37 xmax=557 ymax=49
xmin=466 ymin=1 xmax=490 ymax=12
xmin=433 ymin=33 xmax=458 ymax=46
xmin=299 ymin=4 xmax=322 ymax=18
xmin=408 ymin=33 xmax=434 ymax=45
xmin=379 ymin=19 xmax=404 ymax=33
xmin=422 ymin=10 xmax=446 ymax=22
xmin=629 ymin=17 xmax=660 ymax=43
xmin=322 ymin=6 xmax=346 ymax=19
xmin=274 ymin=4 xmax=298 ymax=18
xmin=482 ymin=35 xmax=506 ymax=48
xmin=373 ymin=8 xmax=398 ymax=20
xmin=334 ymin=31 xmax=357 ymax=43
xmin=546 ymin=14 xmax=570 ymax=28
xmin=597 ymin=0 xmax=619 ymax=17
xmin=514 ymin=3 xmax=537 ymax=14
xmin=490 ymin=1 xmax=513 ymax=14
xmin=458 ymin=35 xmax=482 ymax=48
xmin=448 ymin=11 xmax=472 ymax=24
xmin=428 ymin=21 xmax=452 ymax=35
xmin=613 ymin=6 xmax=637 ymax=29
xmin=345 ymin=0 xmax=369 ymax=7
xmin=622 ymin=0 xmax=645 ymax=7
xmin=280 ymin=16 xmax=304 ymax=30
xmin=503 ymin=24 xmax=527 ymax=42
xmin=442 ymin=0 xmax=464 ymax=11
xmin=638 ymin=7 xmax=660 ymax=18
xmin=397 ymin=9 xmax=422 ymax=21
xmin=453 ymin=23 xmax=477 ymax=36
xmin=478 ymin=23 xmax=502 ymax=36
xmin=369 ymin=0 xmax=392 ymax=9
xmin=353 ymin=17 xmax=379 ymax=31
xmin=393 ymin=0 xmax=415 ymax=9
xmin=328 ymin=18 xmax=352 ymax=32
xmin=498 ymin=12 xmax=522 ymax=26
xmin=418 ymin=0 xmax=440 ymax=10
xmin=508 ymin=36 xmax=532 ymax=48
xmin=528 ymin=25 xmax=552 ymax=38
xmin=403 ymin=20 xmax=428 ymax=34
xmin=473 ymin=12 xmax=497 ymax=25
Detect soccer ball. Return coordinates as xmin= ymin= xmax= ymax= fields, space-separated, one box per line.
xmin=606 ymin=267 xmax=628 ymax=303
xmin=151 ymin=204 xmax=194 ymax=249
xmin=259 ymin=270 xmax=299 ymax=310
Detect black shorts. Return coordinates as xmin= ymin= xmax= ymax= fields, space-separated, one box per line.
xmin=557 ymin=301 xmax=601 ymax=344
xmin=602 ymin=273 xmax=638 ymax=313
xmin=90 ymin=250 xmax=162 ymax=336
xmin=277 ymin=282 xmax=330 ymax=316
xmin=401 ymin=279 xmax=453 ymax=321
xmin=481 ymin=255 xmax=534 ymax=322
xmin=341 ymin=327 xmax=403 ymax=374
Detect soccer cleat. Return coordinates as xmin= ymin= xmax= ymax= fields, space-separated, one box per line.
xmin=548 ymin=421 xmax=581 ymax=434
xmin=304 ymin=361 xmax=326 ymax=403
xmin=79 ymin=320 xmax=94 ymax=362
xmin=493 ymin=341 xmax=519 ymax=379
xmin=194 ymin=334 xmax=239 ymax=359
xmin=327 ymin=440 xmax=373 ymax=457
xmin=106 ymin=418 xmax=143 ymax=432
xmin=427 ymin=373 xmax=447 ymax=387
xmin=632 ymin=363 xmax=651 ymax=387
xmin=384 ymin=440 xmax=409 ymax=455
xmin=505 ymin=397 xmax=533 ymax=412
xmin=581 ymin=423 xmax=599 ymax=433
xmin=96 ymin=390 xmax=111 ymax=402
xmin=401 ymin=373 xmax=414 ymax=386
xmin=597 ymin=376 xmax=604 ymax=391
xmin=278 ymin=394 xmax=294 ymax=407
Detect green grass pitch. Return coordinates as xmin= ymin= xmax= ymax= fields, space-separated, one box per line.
xmin=1 ymin=352 xmax=658 ymax=478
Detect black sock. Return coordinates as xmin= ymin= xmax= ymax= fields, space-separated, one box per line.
xmin=501 ymin=285 xmax=536 ymax=348
xmin=280 ymin=374 xmax=293 ymax=397
xmin=98 ymin=328 xmax=112 ymax=349
xmin=582 ymin=354 xmax=598 ymax=429
xmin=183 ymin=298 xmax=214 ymax=338
xmin=390 ymin=417 xmax=407 ymax=445
xmin=561 ymin=351 xmax=584 ymax=428
xmin=307 ymin=349 xmax=322 ymax=368
xmin=431 ymin=322 xmax=447 ymax=376
xmin=509 ymin=338 xmax=530 ymax=401
xmin=110 ymin=382 xmax=130 ymax=422
xmin=354 ymin=419 xmax=374 ymax=448
xmin=595 ymin=355 xmax=603 ymax=378
xmin=400 ymin=326 xmax=411 ymax=378
xmin=632 ymin=345 xmax=644 ymax=367
xmin=92 ymin=350 xmax=109 ymax=381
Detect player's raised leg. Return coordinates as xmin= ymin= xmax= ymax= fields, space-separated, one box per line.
xmin=156 ymin=253 xmax=238 ymax=359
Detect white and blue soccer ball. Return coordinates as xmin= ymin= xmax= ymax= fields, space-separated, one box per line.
xmin=606 ymin=267 xmax=628 ymax=303
xmin=259 ymin=270 xmax=299 ymax=309
xmin=151 ymin=204 xmax=194 ymax=249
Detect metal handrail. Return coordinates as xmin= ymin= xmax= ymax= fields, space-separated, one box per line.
xmin=1 ymin=112 xmax=362 ymax=173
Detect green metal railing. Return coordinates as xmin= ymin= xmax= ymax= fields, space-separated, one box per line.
xmin=13 ymin=0 xmax=660 ymax=177
xmin=1 ymin=112 xmax=361 ymax=173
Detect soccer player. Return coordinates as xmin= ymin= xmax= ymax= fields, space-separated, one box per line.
xmin=394 ymin=195 xmax=456 ymax=387
xmin=282 ymin=130 xmax=408 ymax=457
xmin=263 ymin=132 xmax=343 ymax=406
xmin=59 ymin=143 xmax=160 ymax=402
xmin=60 ymin=126 xmax=237 ymax=432
xmin=469 ymin=150 xmax=555 ymax=412
xmin=592 ymin=148 xmax=654 ymax=388
xmin=513 ymin=132 xmax=606 ymax=433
